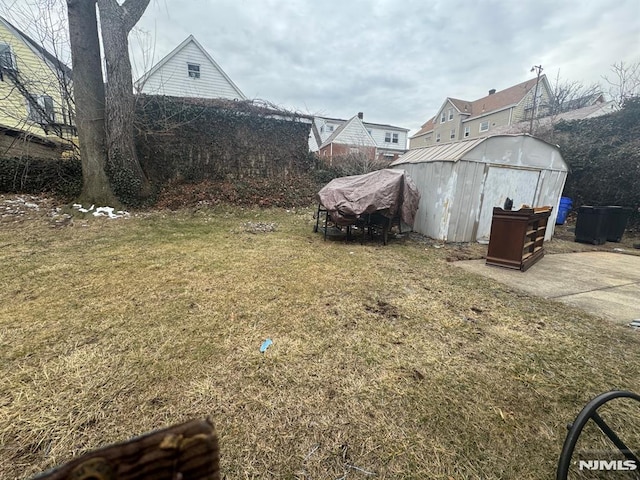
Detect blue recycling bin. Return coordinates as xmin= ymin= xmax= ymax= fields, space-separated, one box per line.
xmin=556 ymin=196 xmax=573 ymax=225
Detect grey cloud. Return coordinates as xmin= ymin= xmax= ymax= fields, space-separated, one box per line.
xmin=135 ymin=0 xmax=640 ymax=133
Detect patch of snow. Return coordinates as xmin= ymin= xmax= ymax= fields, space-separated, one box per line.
xmin=74 ymin=204 xmax=129 ymax=219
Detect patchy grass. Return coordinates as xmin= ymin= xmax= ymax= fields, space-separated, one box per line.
xmin=1 ymin=203 xmax=639 ymax=479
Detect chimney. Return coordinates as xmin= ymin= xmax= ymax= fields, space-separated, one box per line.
xmin=358 ymin=112 xmax=363 ymax=119
xmin=488 ymin=89 xmax=496 ymax=95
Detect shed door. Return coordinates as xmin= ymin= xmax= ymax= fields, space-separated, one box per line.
xmin=476 ymin=167 xmax=540 ymax=242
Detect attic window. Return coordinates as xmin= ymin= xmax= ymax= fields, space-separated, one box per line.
xmin=440 ymin=112 xmax=446 ymax=123
xmin=187 ymin=63 xmax=200 ymax=78
xmin=448 ymin=108 xmax=454 ymax=121
xmin=0 ymin=43 xmax=17 ymax=73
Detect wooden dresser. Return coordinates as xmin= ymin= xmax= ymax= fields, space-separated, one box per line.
xmin=485 ymin=207 xmax=552 ymax=271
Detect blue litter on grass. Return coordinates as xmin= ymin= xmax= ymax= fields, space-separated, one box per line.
xmin=260 ymin=338 xmax=273 ymax=352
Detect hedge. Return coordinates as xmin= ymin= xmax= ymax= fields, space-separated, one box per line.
xmin=0 ymin=156 xmax=82 ymax=199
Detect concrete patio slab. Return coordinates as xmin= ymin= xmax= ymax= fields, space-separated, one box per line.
xmin=454 ymin=251 xmax=640 ymax=324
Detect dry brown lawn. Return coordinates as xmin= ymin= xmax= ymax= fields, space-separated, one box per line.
xmin=1 ymin=198 xmax=639 ymax=479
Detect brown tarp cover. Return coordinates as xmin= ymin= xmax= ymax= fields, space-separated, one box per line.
xmin=317 ymin=169 xmax=420 ymax=227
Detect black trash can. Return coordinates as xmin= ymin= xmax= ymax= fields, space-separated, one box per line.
xmin=604 ymin=206 xmax=632 ymax=242
xmin=575 ymin=206 xmax=608 ymax=245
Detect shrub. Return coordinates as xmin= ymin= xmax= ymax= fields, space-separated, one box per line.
xmin=538 ymin=97 xmax=640 ymax=226
xmin=0 ymin=156 xmax=82 ymax=199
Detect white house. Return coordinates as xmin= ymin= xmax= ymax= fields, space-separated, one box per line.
xmin=135 ymin=35 xmax=246 ymax=100
xmin=310 ymin=112 xmax=409 ymax=163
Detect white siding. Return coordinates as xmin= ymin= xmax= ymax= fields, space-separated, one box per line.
xmin=140 ymin=41 xmax=242 ymax=100
xmin=320 ymin=119 xmax=342 ymax=142
xmin=308 ymin=127 xmax=319 ymax=152
xmin=333 ymin=118 xmax=376 ymax=146
xmin=368 ymin=127 xmax=408 ymax=150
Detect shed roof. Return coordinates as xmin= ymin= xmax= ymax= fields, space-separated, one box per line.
xmin=390 ymin=137 xmax=486 ymax=165
xmin=391 ymin=134 xmax=565 ymax=171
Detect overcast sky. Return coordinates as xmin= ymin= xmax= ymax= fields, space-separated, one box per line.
xmin=4 ymin=0 xmax=639 ymax=134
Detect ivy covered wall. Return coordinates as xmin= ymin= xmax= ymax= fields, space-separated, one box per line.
xmin=134 ymin=95 xmax=315 ymax=184
xmin=538 ymin=97 xmax=640 ymax=226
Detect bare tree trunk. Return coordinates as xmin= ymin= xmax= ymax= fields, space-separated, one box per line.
xmin=66 ymin=0 xmax=117 ymax=205
xmin=97 ymin=0 xmax=151 ymax=200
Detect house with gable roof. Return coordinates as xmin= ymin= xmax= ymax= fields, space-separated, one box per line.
xmin=0 ymin=15 xmax=75 ymax=157
xmin=135 ymin=35 xmax=246 ymax=100
xmin=310 ymin=112 xmax=409 ymax=165
xmin=410 ymin=75 xmax=553 ymax=148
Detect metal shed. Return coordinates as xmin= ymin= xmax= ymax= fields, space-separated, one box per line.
xmin=390 ymin=134 xmax=568 ymax=243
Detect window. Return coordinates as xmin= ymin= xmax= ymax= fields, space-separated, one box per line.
xmin=464 ymin=126 xmax=470 ymax=137
xmin=436 ymin=132 xmax=441 ymax=143
xmin=350 ymin=147 xmax=360 ymax=154
xmin=326 ymin=125 xmax=334 ymax=132
xmin=27 ymin=95 xmax=55 ymax=123
xmin=187 ymin=63 xmax=200 ymax=78
xmin=385 ymin=132 xmax=399 ymax=144
xmin=448 ymin=108 xmax=454 ymax=121
xmin=479 ymin=120 xmax=489 ymax=132
xmin=450 ymin=129 xmax=456 ymax=140
xmin=440 ymin=112 xmax=446 ymax=123
xmin=0 ymin=43 xmax=16 ymax=73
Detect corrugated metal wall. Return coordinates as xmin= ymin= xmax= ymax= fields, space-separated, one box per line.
xmin=447 ymin=161 xmax=487 ymax=242
xmin=398 ymin=160 xmax=492 ymax=242
xmin=535 ymin=169 xmax=568 ymax=240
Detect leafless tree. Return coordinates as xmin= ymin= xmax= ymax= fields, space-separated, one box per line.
xmin=4 ymin=0 xmax=152 ymax=203
xmin=545 ymin=71 xmax=602 ymax=115
xmin=97 ymin=0 xmax=151 ymax=198
xmin=67 ymin=0 xmax=116 ymax=205
xmin=602 ymin=59 xmax=640 ymax=106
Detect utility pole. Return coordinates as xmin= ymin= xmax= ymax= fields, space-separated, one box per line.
xmin=529 ymin=65 xmax=543 ymax=135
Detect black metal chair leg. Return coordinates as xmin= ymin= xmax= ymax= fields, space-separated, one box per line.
xmin=323 ymin=209 xmax=328 ymax=241
xmin=314 ymin=203 xmax=321 ymax=233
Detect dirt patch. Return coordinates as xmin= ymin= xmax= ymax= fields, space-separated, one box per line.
xmin=364 ymin=299 xmax=400 ymax=320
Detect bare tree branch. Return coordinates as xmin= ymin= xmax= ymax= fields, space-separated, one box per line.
xmin=602 ymin=59 xmax=640 ymax=106
xmin=544 ymin=70 xmax=602 ymax=115
xmin=121 ymin=0 xmax=151 ymax=31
